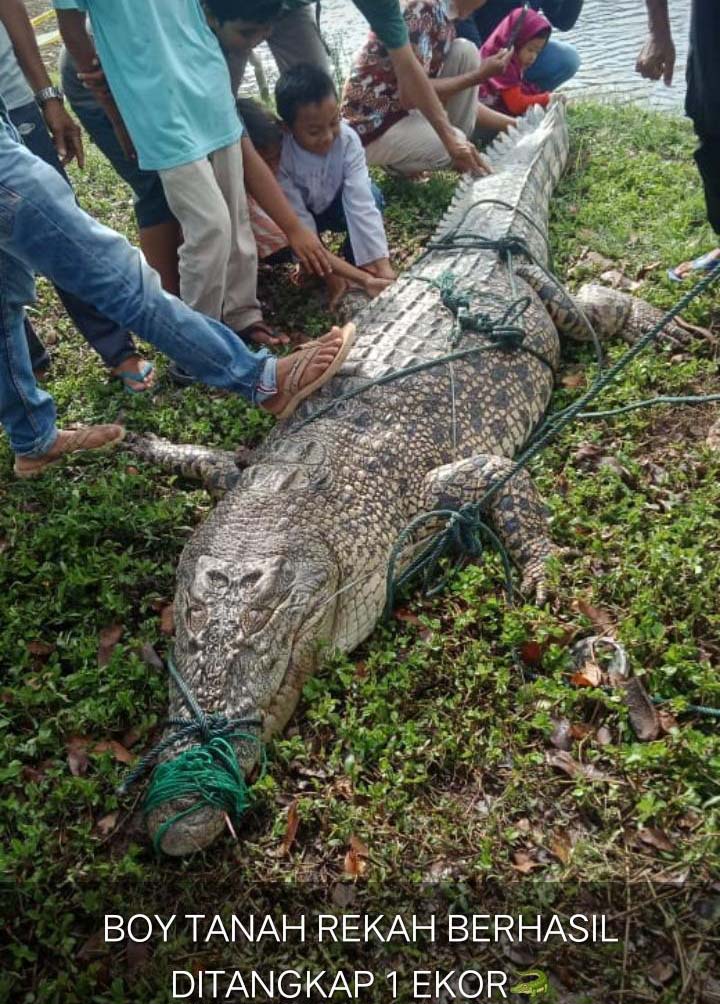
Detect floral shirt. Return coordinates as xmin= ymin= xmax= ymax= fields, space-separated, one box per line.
xmin=341 ymin=0 xmax=456 ymax=146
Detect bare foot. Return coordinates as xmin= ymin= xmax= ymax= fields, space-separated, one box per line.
xmin=262 ymin=324 xmax=355 ymax=419
xmin=362 ymin=258 xmax=396 ymax=281
xmin=111 ymin=356 xmax=155 ymax=393
xmin=326 ymin=274 xmax=350 ymax=310
xmin=364 ymin=276 xmax=394 ymax=299
xmin=237 ymin=321 xmax=290 ymax=348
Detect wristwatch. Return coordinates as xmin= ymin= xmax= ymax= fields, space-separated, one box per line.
xmin=35 ymin=86 xmax=64 ymax=107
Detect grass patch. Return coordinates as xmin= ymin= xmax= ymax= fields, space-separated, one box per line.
xmin=1 ymin=102 xmax=719 ymax=1002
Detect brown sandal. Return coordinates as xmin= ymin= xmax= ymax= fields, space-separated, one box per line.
xmin=265 ymin=323 xmax=355 ymax=421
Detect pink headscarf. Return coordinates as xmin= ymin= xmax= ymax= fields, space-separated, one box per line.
xmin=479 ymin=6 xmax=552 ymax=96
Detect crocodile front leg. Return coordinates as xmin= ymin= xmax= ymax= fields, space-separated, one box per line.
xmin=124 ymin=434 xmax=250 ymax=496
xmin=420 ymin=454 xmax=556 ymax=602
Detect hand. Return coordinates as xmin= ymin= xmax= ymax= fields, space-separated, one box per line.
xmin=77 ymin=60 xmax=111 ymax=99
xmin=42 ymin=100 xmax=84 ymax=168
xmin=287 ymin=226 xmax=331 ymax=277
xmin=447 ymin=137 xmax=492 ymax=177
xmin=326 ymin=273 xmax=350 ymax=310
xmin=636 ymin=31 xmax=675 ymax=86
xmin=478 ymin=47 xmax=512 ymax=82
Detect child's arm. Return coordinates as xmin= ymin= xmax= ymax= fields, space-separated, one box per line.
xmin=340 ymin=131 xmax=394 ymax=277
xmin=0 ymin=0 xmax=83 ymax=165
xmin=241 ymin=137 xmax=331 ymax=277
xmin=56 ymin=9 xmax=136 ymax=160
xmin=500 ymin=86 xmax=550 ymax=116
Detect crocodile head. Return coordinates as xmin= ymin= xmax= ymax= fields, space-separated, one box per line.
xmin=147 ymin=528 xmax=340 ymax=855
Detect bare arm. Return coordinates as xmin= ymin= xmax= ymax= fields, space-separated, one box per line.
xmin=241 ymin=137 xmax=330 ymax=276
xmin=636 ymin=0 xmax=675 ymax=86
xmin=0 ymin=0 xmax=83 ymax=165
xmin=56 ymin=9 xmax=137 ymax=159
xmin=388 ymin=45 xmax=490 ymax=176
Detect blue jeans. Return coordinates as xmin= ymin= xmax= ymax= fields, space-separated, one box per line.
xmin=312 ymin=182 xmax=385 ymax=266
xmin=10 ymin=100 xmax=138 ymax=371
xmin=0 ymin=110 xmax=276 ymax=457
xmin=524 ymin=39 xmax=581 ymax=91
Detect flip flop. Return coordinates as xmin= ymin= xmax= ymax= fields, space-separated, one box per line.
xmin=266 ymin=323 xmax=355 ymax=421
xmin=114 ymin=361 xmax=155 ymax=393
xmin=667 ymin=251 xmax=720 ymax=283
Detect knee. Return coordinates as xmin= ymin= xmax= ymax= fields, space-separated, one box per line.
xmin=450 ymin=38 xmax=481 ymax=73
xmin=194 ymin=213 xmax=233 ymax=269
xmin=550 ymin=43 xmax=581 ymax=88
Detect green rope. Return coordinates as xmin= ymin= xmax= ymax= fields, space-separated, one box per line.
xmin=118 ymin=655 xmax=265 ymax=854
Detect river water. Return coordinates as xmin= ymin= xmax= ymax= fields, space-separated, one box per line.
xmin=243 ymin=0 xmax=693 ymax=113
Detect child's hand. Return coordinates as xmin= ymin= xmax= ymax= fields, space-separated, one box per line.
xmin=287 ymin=226 xmax=332 ymax=277
xmin=477 ymin=47 xmax=513 ymax=82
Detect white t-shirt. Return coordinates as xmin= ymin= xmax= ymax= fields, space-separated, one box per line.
xmin=0 ymin=22 xmax=34 ymax=111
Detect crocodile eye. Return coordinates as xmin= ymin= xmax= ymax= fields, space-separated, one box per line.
xmin=206 ymin=570 xmax=230 ymax=590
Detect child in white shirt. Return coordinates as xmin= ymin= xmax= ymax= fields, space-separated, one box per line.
xmin=274 ymin=64 xmax=395 ymax=305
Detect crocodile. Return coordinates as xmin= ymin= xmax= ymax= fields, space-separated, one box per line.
xmin=129 ymin=102 xmax=700 ymax=855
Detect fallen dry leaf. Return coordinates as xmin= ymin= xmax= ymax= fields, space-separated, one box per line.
xmin=647 ymin=959 xmax=676 ymax=987
xmin=344 ymin=836 xmax=369 ymax=879
xmin=550 ymin=718 xmax=572 ymax=751
xmin=344 ymin=846 xmax=367 ymax=878
xmin=520 ymin=640 xmax=543 ymax=667
xmin=638 ymin=827 xmax=675 ymax=853
xmin=92 ymin=740 xmax=134 ymax=765
xmin=623 ymin=677 xmax=661 ymax=741
xmin=573 ymin=598 xmax=615 ymax=634
xmin=546 ymin=750 xmax=613 ymax=783
xmin=658 ymin=709 xmax=678 ymax=734
xmin=98 ymin=623 xmax=124 ymax=668
xmin=570 ymin=723 xmax=595 ymax=740
xmin=281 ymin=800 xmax=299 ymax=856
xmin=596 ymin=726 xmax=613 ymax=746
xmin=549 ymin=831 xmax=572 ymax=864
xmin=95 ymin=811 xmax=119 ymax=837
xmin=561 ymin=370 xmax=586 ymax=389
xmin=570 ymin=659 xmax=603 ymax=688
xmin=511 ymin=850 xmax=541 ymax=874
xmin=126 ymin=940 xmax=150 ymax=977
xmin=67 ymin=748 xmax=89 ymax=777
xmin=27 ymin=640 xmax=55 ymax=660
xmin=159 ymin=604 xmax=175 ymax=636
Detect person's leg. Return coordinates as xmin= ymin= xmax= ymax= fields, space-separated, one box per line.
xmin=24 ymin=315 xmax=51 ymax=373
xmin=0 ymin=118 xmax=353 ymax=422
xmin=8 ymin=98 xmax=151 ymax=386
xmin=524 ymin=39 xmax=581 ymax=92
xmin=61 ymin=47 xmax=182 ymax=295
xmin=365 ymin=114 xmax=461 ymax=175
xmin=441 ymin=38 xmax=482 ymax=138
xmin=671 ymin=0 xmax=720 ymax=277
xmin=159 ymin=156 xmax=235 ymax=323
xmin=267 ymin=4 xmax=330 ymax=74
xmin=0 ymin=246 xmax=58 ymax=457
xmin=208 ymin=141 xmax=263 ymax=332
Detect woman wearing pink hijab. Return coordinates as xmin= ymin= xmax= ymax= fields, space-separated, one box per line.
xmin=478 ymin=7 xmax=553 ymax=116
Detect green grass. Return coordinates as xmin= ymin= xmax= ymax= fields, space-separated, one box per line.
xmin=1 ymin=103 xmax=719 ymax=1002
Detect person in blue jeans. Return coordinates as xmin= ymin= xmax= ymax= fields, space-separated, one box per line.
xmin=456 ymin=0 xmax=583 ymax=92
xmin=0 ymin=106 xmax=352 ymax=477
xmin=0 ymin=21 xmax=154 ymax=391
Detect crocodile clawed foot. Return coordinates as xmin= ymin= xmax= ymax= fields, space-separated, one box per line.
xmin=520 ymin=558 xmax=550 ymax=605
xmin=146 ymin=799 xmax=226 ymax=857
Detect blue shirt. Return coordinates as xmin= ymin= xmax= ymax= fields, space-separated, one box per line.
xmin=53 ymin=0 xmax=242 ymax=171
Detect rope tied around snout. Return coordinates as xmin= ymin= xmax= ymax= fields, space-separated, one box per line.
xmin=119 ymin=655 xmax=265 ymax=854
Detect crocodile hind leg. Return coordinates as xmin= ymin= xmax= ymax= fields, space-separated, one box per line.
xmin=517 ymin=264 xmax=712 ymax=346
xmin=124 ymin=433 xmax=251 ymax=496
xmin=419 ymin=453 xmax=556 ymax=602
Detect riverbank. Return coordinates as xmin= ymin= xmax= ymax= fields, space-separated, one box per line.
xmin=1 ymin=103 xmax=719 ymax=1002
